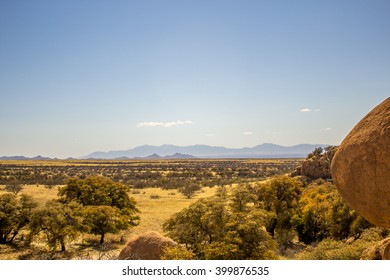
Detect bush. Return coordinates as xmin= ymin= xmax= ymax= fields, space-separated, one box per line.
xmin=0 ymin=193 xmax=37 ymax=244
xmin=296 ymin=228 xmax=386 ymax=260
xmin=161 ymin=245 xmax=195 ymax=260
xmin=5 ymin=180 xmax=23 ymax=195
xmin=28 ymin=200 xmax=83 ymax=251
xmin=178 ymin=184 xmax=201 ymax=199
xmin=163 ymin=196 xmax=277 ymax=260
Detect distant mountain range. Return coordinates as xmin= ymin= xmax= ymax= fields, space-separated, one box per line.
xmin=120 ymin=153 xmax=197 ymax=160
xmin=0 ymin=143 xmax=330 ymax=160
xmin=0 ymin=155 xmax=54 ymax=160
xmin=82 ymin=143 xmax=329 ymax=159
xmin=0 ymin=153 xmax=196 ymax=161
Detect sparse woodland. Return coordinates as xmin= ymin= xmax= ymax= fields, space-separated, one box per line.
xmin=0 ymin=152 xmax=387 ymax=259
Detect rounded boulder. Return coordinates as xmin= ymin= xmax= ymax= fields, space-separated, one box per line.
xmin=331 ymin=97 xmax=390 ymax=228
xmin=118 ymin=231 xmax=176 ymax=260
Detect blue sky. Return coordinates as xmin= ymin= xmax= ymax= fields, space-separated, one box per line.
xmin=0 ymin=0 xmax=389 ymax=158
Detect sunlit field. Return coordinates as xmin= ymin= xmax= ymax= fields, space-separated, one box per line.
xmin=0 ymin=159 xmax=298 ymax=259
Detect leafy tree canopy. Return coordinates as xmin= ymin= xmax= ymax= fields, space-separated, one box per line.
xmin=0 ymin=193 xmax=37 ymax=244
xmin=163 ymin=192 xmax=277 ymax=260
xmin=293 ymin=180 xmax=373 ymax=244
xmin=59 ymin=176 xmax=139 ymax=212
xmin=83 ymin=205 xmax=139 ymax=244
xmin=58 ymin=176 xmax=140 ymax=243
xmin=28 ymin=200 xmax=83 ymax=251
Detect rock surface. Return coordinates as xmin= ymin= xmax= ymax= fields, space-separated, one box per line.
xmin=331 ymin=97 xmax=390 ymax=228
xmin=118 ymin=231 xmax=176 ymax=260
xmin=292 ymin=146 xmax=337 ymax=180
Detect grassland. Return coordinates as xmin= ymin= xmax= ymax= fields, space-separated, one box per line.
xmin=0 ymin=158 xmax=302 ymax=187
xmin=0 ymin=184 xmax=220 ymax=260
xmin=0 ymin=159 xmax=301 ymax=259
xmin=129 ymin=186 xmax=218 ymax=235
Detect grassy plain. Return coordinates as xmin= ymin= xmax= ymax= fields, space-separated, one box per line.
xmin=0 ymin=158 xmax=300 ymax=259
xmin=0 ymin=184 xmax=220 ymax=259
xmin=129 ymin=186 xmax=218 ymax=235
xmin=0 ymin=183 xmax=220 ymax=235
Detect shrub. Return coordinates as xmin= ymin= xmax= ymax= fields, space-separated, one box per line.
xmin=5 ymin=180 xmax=23 ymax=195
xmin=161 ymin=245 xmax=195 ymax=260
xmin=296 ymin=228 xmax=386 ymax=260
xmin=163 ymin=196 xmax=277 ymax=260
xmin=0 ymin=193 xmax=37 ymax=244
xmin=178 ymin=184 xmax=201 ymax=199
xmin=28 ymin=200 xmax=83 ymax=251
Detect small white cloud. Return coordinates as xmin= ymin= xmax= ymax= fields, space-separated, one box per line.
xmin=321 ymin=127 xmax=332 ymax=131
xmin=137 ymin=122 xmax=164 ymax=128
xmin=164 ymin=120 xmax=193 ymax=127
xmin=300 ymin=108 xmax=320 ymax=112
xmin=137 ymin=120 xmax=193 ymax=128
xmin=242 ymin=132 xmax=253 ymax=135
xmin=266 ymin=131 xmax=284 ymax=135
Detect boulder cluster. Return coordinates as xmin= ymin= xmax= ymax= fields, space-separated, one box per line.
xmin=292 ymin=146 xmax=337 ymax=180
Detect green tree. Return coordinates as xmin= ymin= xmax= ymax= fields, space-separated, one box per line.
xmin=0 ymin=193 xmax=37 ymax=244
xmin=178 ymin=183 xmax=201 ymax=199
xmin=59 ymin=176 xmax=136 ymax=209
xmin=230 ymin=184 xmax=257 ymax=212
xmin=329 ymin=197 xmax=358 ymax=240
xmin=215 ymin=185 xmax=228 ymax=199
xmin=58 ymin=176 xmax=140 ymax=243
xmin=83 ymin=205 xmax=138 ymax=244
xmin=163 ymin=197 xmax=227 ymax=255
xmin=28 ymin=200 xmax=83 ymax=251
xmin=293 ymin=181 xmax=372 ymax=244
xmin=293 ymin=182 xmax=334 ymax=244
xmin=257 ymin=177 xmax=303 ymax=237
xmin=5 ymin=179 xmax=23 ymax=195
xmin=203 ymin=210 xmax=277 ymax=260
xmin=294 ymin=208 xmax=326 ymax=244
xmin=163 ymin=195 xmax=276 ymax=260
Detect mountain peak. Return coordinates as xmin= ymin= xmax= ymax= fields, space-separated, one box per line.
xmin=164 ymin=153 xmax=197 ymax=159
xmin=0 ymin=155 xmax=52 ymax=160
xmin=82 ymin=143 xmax=329 ymax=159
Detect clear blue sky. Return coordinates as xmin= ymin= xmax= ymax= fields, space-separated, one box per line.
xmin=0 ymin=0 xmax=389 ymax=158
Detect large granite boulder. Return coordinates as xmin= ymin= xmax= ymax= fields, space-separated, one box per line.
xmin=331 ymin=97 xmax=390 ymax=228
xmin=118 ymin=231 xmax=176 ymax=260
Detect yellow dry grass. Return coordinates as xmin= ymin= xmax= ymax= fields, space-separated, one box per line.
xmin=128 ymin=186 xmax=217 ymax=235
xmin=0 ymin=184 xmax=219 ymax=259
xmin=0 ymin=184 xmax=218 ymax=236
xmin=0 ymin=184 xmax=59 ymax=207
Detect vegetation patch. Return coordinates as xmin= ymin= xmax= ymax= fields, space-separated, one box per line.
xmin=0 ymin=156 xmax=387 ymax=260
